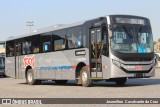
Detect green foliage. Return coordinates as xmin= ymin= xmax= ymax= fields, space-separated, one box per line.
xmin=153 ymin=41 xmax=157 ymax=45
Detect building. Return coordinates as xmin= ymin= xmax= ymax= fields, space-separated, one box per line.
xmin=0 ymin=41 xmax=5 ymax=54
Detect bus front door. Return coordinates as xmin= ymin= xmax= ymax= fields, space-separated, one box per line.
xmin=15 ymin=41 xmax=22 ymax=79
xmin=90 ymin=27 xmax=103 ymax=78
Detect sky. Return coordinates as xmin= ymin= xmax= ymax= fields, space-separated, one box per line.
xmin=0 ymin=0 xmax=159 ymax=41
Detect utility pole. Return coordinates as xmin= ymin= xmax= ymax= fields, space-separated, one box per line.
xmin=26 ymin=21 xmax=34 ymax=33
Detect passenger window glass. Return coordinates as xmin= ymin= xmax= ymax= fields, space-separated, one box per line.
xmin=41 ymin=35 xmax=51 ymax=52
xmin=15 ymin=40 xmax=22 ymax=56
xmin=6 ymin=41 xmax=15 ymax=57
xmin=66 ymin=33 xmax=76 ymax=49
xmin=53 ymin=35 xmax=65 ymax=51
xmin=22 ymin=37 xmax=32 ymax=55
xmin=32 ymin=35 xmax=40 ymax=53
xmin=66 ymin=27 xmax=82 ymax=49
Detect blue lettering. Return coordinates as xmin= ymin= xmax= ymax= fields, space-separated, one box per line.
xmin=39 ymin=66 xmax=74 ymax=71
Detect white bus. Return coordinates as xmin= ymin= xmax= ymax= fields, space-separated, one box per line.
xmin=5 ymin=15 xmax=156 ymax=87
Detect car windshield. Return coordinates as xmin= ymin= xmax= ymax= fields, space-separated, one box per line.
xmin=111 ymin=24 xmax=153 ymax=53
xmin=0 ymin=57 xmax=5 ymax=69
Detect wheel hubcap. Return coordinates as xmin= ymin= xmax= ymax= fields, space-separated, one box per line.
xmin=82 ymin=71 xmax=87 ymax=83
xmin=28 ymin=72 xmax=33 ymax=82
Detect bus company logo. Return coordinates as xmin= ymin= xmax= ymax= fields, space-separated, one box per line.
xmin=23 ymin=55 xmax=35 ymax=68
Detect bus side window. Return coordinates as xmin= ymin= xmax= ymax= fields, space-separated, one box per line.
xmin=53 ymin=34 xmax=65 ymax=51
xmin=66 ymin=27 xmax=82 ymax=49
xmin=66 ymin=33 xmax=76 ymax=49
xmin=6 ymin=41 xmax=15 ymax=57
xmin=40 ymin=35 xmax=51 ymax=53
xmin=66 ymin=33 xmax=82 ymax=49
xmin=32 ymin=35 xmax=40 ymax=53
xmin=22 ymin=37 xmax=32 ymax=55
xmin=75 ymin=32 xmax=82 ymax=48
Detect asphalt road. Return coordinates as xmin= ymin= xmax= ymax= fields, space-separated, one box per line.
xmin=0 ymin=68 xmax=160 ymax=107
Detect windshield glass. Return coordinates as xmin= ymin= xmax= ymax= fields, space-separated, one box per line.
xmin=111 ymin=24 xmax=153 ymax=53
xmin=0 ymin=57 xmax=5 ymax=69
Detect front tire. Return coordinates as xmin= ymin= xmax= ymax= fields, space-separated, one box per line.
xmin=26 ymin=69 xmax=38 ymax=85
xmin=115 ymin=78 xmax=127 ymax=86
xmin=80 ymin=66 xmax=92 ymax=87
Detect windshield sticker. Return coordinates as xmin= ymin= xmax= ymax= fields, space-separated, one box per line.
xmin=141 ymin=34 xmax=147 ymax=44
xmin=137 ymin=45 xmax=147 ymax=53
xmin=115 ymin=32 xmax=126 ymax=43
xmin=116 ymin=38 xmax=123 ymax=43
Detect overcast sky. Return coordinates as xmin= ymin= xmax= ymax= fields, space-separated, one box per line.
xmin=0 ymin=0 xmax=159 ymax=41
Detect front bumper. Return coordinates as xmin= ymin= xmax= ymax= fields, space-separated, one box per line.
xmin=111 ymin=59 xmax=155 ymax=78
xmin=0 ymin=70 xmax=5 ymax=76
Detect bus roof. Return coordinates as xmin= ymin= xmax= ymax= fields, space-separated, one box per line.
xmin=5 ymin=14 xmax=149 ymax=41
xmin=6 ymin=20 xmax=87 ymax=41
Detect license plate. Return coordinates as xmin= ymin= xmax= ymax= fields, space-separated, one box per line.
xmin=136 ymin=66 xmax=143 ymax=70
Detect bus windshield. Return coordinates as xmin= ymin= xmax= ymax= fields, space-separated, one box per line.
xmin=0 ymin=57 xmax=5 ymax=69
xmin=111 ymin=24 xmax=153 ymax=53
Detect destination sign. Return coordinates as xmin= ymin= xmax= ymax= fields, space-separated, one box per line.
xmin=112 ymin=16 xmax=150 ymax=25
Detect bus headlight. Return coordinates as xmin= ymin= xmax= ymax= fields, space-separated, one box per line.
xmin=112 ymin=59 xmax=121 ymax=68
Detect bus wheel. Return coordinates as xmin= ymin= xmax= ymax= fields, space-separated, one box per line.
xmin=80 ymin=66 xmax=92 ymax=87
xmin=26 ymin=69 xmax=38 ymax=85
xmin=54 ymin=80 xmax=68 ymax=84
xmin=115 ymin=78 xmax=127 ymax=86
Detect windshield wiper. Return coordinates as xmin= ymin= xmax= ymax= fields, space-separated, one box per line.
xmin=122 ymin=26 xmax=134 ymax=38
xmin=138 ymin=26 xmax=143 ymax=37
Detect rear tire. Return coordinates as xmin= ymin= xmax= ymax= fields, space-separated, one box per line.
xmin=26 ymin=69 xmax=38 ymax=85
xmin=115 ymin=78 xmax=127 ymax=86
xmin=80 ymin=66 xmax=92 ymax=87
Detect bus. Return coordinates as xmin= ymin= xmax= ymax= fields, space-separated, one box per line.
xmin=5 ymin=15 xmax=156 ymax=87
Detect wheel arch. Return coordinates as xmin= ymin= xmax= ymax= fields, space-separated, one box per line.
xmin=75 ymin=62 xmax=87 ymax=78
xmin=25 ymin=65 xmax=32 ymax=79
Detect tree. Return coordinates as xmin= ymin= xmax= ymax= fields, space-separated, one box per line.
xmin=158 ymin=38 xmax=160 ymax=43
xmin=153 ymin=41 xmax=157 ymax=46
